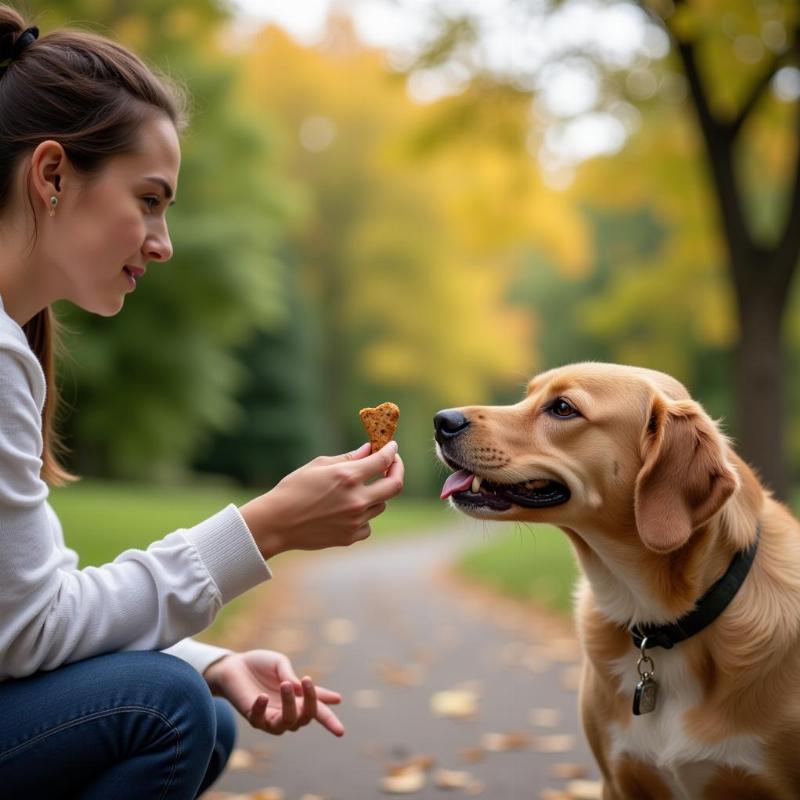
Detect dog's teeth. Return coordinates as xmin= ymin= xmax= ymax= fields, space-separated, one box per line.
xmin=471 ymin=476 xmax=482 ymax=493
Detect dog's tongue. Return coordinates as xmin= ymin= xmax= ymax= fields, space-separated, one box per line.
xmin=440 ymin=469 xmax=474 ymax=500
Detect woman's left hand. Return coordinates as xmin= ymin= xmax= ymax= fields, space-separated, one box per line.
xmin=203 ymin=649 xmax=344 ymax=737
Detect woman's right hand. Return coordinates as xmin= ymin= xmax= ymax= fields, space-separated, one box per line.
xmin=239 ymin=441 xmax=403 ymax=560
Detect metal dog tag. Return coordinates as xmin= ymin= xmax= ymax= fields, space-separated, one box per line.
xmin=633 ymin=673 xmax=658 ymax=715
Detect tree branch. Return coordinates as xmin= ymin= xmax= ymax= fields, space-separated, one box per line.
xmin=730 ymin=27 xmax=800 ymax=140
xmin=730 ymin=53 xmax=790 ymax=140
xmin=662 ymin=18 xmax=753 ymax=279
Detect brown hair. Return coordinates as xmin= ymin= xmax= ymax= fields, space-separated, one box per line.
xmin=0 ymin=5 xmax=188 ymax=485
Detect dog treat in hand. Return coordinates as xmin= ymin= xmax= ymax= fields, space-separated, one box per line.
xmin=359 ymin=402 xmax=400 ymax=453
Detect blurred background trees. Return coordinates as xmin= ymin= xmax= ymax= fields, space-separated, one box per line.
xmin=403 ymin=0 xmax=800 ymax=497
xmin=25 ymin=0 xmax=800 ymax=498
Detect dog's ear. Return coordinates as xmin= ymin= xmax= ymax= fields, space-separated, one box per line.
xmin=634 ymin=395 xmax=739 ymax=553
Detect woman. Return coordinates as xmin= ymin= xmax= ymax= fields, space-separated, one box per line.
xmin=0 ymin=7 xmax=404 ymax=798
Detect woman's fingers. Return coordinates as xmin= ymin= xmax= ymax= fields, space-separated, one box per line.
xmin=363 ymin=501 xmax=387 ymax=521
xmin=248 ymin=694 xmax=288 ymax=735
xmin=362 ymin=455 xmax=403 ymax=505
xmin=296 ymin=677 xmax=317 ymax=726
xmin=349 ymin=441 xmax=398 ymax=482
xmin=315 ymin=686 xmax=343 ymax=705
xmin=280 ymin=681 xmax=299 ymax=728
xmin=313 ymin=443 xmax=372 ymax=467
xmin=316 ymin=701 xmax=346 ymax=737
xmin=248 ymin=693 xmax=268 ymax=723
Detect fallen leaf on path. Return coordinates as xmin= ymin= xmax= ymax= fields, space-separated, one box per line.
xmin=459 ymin=746 xmax=486 ymax=764
xmin=386 ymin=754 xmax=436 ymax=774
xmin=247 ymin=790 xmax=284 ymax=800
xmin=540 ymin=790 xmax=571 ymax=800
xmin=228 ymin=748 xmax=256 ymax=770
xmin=550 ymin=762 xmax=589 ymax=780
xmin=566 ymin=779 xmax=603 ymax=799
xmin=380 ymin=766 xmax=426 ymax=794
xmin=480 ymin=731 xmax=531 ymax=752
xmin=533 ymin=734 xmax=576 ymax=753
xmin=433 ymin=768 xmax=483 ymax=792
xmin=378 ymin=660 xmax=425 ymax=687
xmin=430 ymin=689 xmax=479 ymax=719
xmin=323 ymin=617 xmax=358 ymax=645
xmin=353 ymin=688 xmax=382 ymax=709
xmin=529 ymin=707 xmax=562 ymax=727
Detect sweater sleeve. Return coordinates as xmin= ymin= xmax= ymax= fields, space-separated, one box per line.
xmin=0 ymin=346 xmax=271 ymax=681
xmin=162 ymin=637 xmax=233 ymax=675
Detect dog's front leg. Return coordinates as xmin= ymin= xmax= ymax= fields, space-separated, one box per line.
xmin=579 ymin=662 xmax=618 ymax=797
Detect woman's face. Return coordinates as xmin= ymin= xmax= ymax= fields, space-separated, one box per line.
xmin=49 ymin=113 xmax=181 ymax=316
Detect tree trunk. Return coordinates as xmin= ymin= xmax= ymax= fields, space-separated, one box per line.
xmin=732 ymin=268 xmax=790 ymax=499
xmin=669 ymin=30 xmax=799 ymax=501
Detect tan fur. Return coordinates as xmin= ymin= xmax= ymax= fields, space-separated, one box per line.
xmin=438 ymin=363 xmax=800 ymax=799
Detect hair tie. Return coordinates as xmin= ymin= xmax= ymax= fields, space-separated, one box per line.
xmin=10 ymin=26 xmax=39 ymax=61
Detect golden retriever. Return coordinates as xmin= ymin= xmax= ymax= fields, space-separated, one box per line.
xmin=434 ymin=362 xmax=800 ymax=799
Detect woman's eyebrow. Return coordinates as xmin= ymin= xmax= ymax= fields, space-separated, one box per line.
xmin=144 ymin=176 xmax=176 ymax=206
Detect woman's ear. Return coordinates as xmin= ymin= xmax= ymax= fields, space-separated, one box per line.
xmin=634 ymin=395 xmax=739 ymax=553
xmin=28 ymin=139 xmax=67 ymax=213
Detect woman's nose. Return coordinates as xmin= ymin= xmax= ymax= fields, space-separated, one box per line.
xmin=144 ymin=226 xmax=173 ymax=263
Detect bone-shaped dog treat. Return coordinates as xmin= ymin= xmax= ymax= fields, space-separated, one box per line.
xmin=359 ymin=402 xmax=400 ymax=453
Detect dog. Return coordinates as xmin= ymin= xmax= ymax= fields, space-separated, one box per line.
xmin=434 ymin=362 xmax=800 ymax=799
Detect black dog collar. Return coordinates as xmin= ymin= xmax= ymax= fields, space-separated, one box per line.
xmin=629 ymin=521 xmax=761 ymax=651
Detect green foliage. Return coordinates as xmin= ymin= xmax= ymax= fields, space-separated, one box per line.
xmin=192 ymin=263 xmax=320 ymax=487
xmin=27 ymin=0 xmax=300 ymax=480
xmin=236 ymin=25 xmax=537 ymax=494
xmin=19 ymin=1 xmax=800 ymax=492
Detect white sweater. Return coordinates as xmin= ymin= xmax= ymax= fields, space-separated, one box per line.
xmin=0 ymin=296 xmax=272 ymax=681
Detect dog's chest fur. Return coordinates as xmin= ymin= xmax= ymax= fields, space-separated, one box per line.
xmin=607 ymin=648 xmax=764 ymax=799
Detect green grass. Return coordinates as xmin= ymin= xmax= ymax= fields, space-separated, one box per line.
xmin=48 ymin=480 xmax=255 ymax=567
xmin=458 ymin=523 xmax=579 ymax=615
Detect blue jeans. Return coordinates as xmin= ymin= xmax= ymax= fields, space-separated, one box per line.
xmin=0 ymin=650 xmax=236 ymax=799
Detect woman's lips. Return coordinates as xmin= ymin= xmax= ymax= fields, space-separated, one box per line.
xmin=123 ymin=265 xmax=145 ymax=288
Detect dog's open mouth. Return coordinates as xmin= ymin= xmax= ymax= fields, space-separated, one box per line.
xmin=440 ymin=468 xmax=570 ymax=510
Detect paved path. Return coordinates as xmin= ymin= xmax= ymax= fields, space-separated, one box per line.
xmin=208 ymin=526 xmax=601 ymax=799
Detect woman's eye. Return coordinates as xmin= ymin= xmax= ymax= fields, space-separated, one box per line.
xmin=550 ymin=398 xmax=578 ymax=417
xmin=142 ymin=196 xmax=160 ymax=210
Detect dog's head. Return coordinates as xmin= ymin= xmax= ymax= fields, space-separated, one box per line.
xmin=435 ymin=362 xmax=739 ymax=553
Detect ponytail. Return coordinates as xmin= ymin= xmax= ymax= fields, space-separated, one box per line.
xmin=22 ymin=307 xmax=76 ymax=486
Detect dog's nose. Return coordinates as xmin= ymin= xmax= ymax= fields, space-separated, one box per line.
xmin=434 ymin=409 xmax=470 ymax=442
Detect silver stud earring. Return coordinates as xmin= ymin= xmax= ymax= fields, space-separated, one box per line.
xmin=49 ymin=195 xmax=58 ymax=217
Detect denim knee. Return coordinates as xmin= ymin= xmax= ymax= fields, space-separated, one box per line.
xmin=0 ymin=649 xmax=221 ymax=800
xmin=127 ymin=651 xmax=218 ymax=755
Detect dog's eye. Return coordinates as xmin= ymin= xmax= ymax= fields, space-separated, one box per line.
xmin=550 ymin=398 xmax=578 ymax=418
